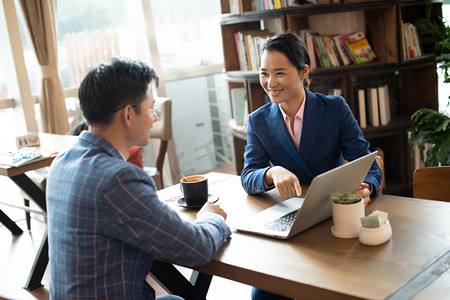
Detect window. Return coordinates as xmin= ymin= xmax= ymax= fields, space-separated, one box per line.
xmin=150 ymin=0 xmax=224 ymax=72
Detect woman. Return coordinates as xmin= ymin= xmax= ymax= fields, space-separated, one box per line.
xmin=240 ymin=32 xmax=382 ymax=300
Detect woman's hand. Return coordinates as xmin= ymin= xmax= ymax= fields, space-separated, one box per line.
xmin=265 ymin=166 xmax=302 ymax=197
xmin=355 ymin=183 xmax=372 ymax=207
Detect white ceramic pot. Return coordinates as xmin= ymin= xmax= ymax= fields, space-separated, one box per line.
xmin=331 ymin=199 xmax=364 ymax=238
xmin=359 ymin=220 xmax=392 ymax=246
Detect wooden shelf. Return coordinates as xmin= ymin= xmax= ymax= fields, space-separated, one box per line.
xmin=220 ymin=0 xmax=441 ymax=195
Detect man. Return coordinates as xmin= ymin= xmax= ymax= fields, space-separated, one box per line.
xmin=46 ymin=57 xmax=231 ymax=299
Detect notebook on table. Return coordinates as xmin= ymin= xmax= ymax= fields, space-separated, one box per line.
xmin=234 ymin=151 xmax=378 ymax=239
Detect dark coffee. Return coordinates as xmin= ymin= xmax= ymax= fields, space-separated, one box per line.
xmin=180 ymin=175 xmax=208 ymax=206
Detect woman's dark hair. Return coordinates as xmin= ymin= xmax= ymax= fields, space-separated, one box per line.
xmin=261 ymin=31 xmax=312 ymax=87
xmin=78 ymin=57 xmax=159 ymax=125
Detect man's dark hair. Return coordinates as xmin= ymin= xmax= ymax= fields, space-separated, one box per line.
xmin=78 ymin=57 xmax=159 ymax=125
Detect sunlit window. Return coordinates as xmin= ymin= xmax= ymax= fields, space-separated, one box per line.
xmin=150 ymin=0 xmax=224 ymax=71
xmin=0 ymin=52 xmax=7 ymax=100
xmin=57 ymin=0 xmax=148 ymax=89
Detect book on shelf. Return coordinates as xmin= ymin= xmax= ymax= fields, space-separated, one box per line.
xmin=299 ymin=30 xmax=317 ymax=70
xmin=402 ymin=22 xmax=423 ymax=59
xmin=323 ymin=35 xmax=339 ymax=67
xmin=230 ymin=87 xmax=247 ymax=126
xmin=332 ymin=34 xmax=352 ymax=66
xmin=229 ymin=0 xmax=240 ymax=14
xmin=313 ymin=35 xmax=333 ymax=68
xmin=288 ymin=0 xmax=317 ymax=6
xmin=328 ymin=36 xmax=345 ymax=66
xmin=299 ymin=30 xmax=374 ymax=69
xmin=357 ymin=88 xmax=367 ymax=129
xmin=252 ymin=0 xmax=317 ymax=10
xmin=366 ymin=86 xmax=380 ymax=127
xmin=339 ymin=31 xmax=376 ymax=64
xmin=235 ymin=30 xmax=272 ymax=71
xmin=377 ymin=84 xmax=391 ymax=126
xmin=327 ymin=88 xmax=343 ymax=96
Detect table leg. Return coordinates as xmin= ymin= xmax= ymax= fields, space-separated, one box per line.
xmin=150 ymin=260 xmax=212 ymax=300
xmin=10 ymin=174 xmax=46 ymax=211
xmin=24 ymin=229 xmax=48 ymax=290
xmin=190 ymin=270 xmax=213 ymax=300
xmin=9 ymin=173 xmax=48 ymax=290
xmin=0 ymin=208 xmax=23 ymax=235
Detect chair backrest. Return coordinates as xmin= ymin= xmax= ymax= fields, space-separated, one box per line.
xmin=375 ymin=155 xmax=384 ymax=194
xmin=413 ymin=166 xmax=450 ymax=202
xmin=150 ymin=97 xmax=172 ymax=141
xmin=150 ymin=97 xmax=172 ymax=187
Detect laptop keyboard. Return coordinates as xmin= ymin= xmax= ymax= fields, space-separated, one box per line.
xmin=263 ymin=209 xmax=299 ymax=232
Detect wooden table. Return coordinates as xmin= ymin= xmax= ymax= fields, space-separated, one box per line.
xmin=157 ymin=172 xmax=450 ymax=300
xmin=0 ymin=133 xmax=78 ymax=290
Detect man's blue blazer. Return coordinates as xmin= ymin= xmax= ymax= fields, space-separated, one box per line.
xmin=241 ymin=88 xmax=382 ymax=197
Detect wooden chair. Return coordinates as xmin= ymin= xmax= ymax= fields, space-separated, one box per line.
xmin=375 ymin=155 xmax=384 ymax=194
xmin=144 ymin=97 xmax=172 ymax=190
xmin=23 ymin=98 xmax=172 ymax=230
xmin=413 ymin=166 xmax=450 ymax=202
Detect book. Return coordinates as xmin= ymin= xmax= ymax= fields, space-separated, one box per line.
xmin=357 ymin=89 xmax=367 ymax=128
xmin=340 ymin=31 xmax=376 ymax=64
xmin=235 ymin=30 xmax=272 ymax=71
xmin=0 ymin=147 xmax=42 ymax=167
xmin=327 ymin=88 xmax=343 ymax=96
xmin=332 ymin=34 xmax=352 ymax=66
xmin=301 ymin=30 xmax=317 ymax=69
xmin=377 ymin=84 xmax=391 ymax=126
xmin=230 ymin=87 xmax=247 ymax=126
xmin=366 ymin=87 xmax=380 ymax=127
xmin=403 ymin=22 xmax=423 ymax=59
xmin=323 ymin=35 xmax=339 ymax=67
xmin=328 ymin=36 xmax=344 ymax=66
xmin=313 ymin=35 xmax=332 ymax=68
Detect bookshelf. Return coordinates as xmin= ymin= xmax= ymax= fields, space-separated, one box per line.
xmin=220 ymin=0 xmax=441 ymax=196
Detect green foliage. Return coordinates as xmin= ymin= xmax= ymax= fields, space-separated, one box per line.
xmin=330 ymin=191 xmax=362 ymax=205
xmin=409 ymin=108 xmax=450 ymax=167
xmin=415 ymin=5 xmax=450 ymax=86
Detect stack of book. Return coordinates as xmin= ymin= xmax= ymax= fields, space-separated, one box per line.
xmin=235 ymin=30 xmax=272 ymax=71
xmin=230 ymin=87 xmax=248 ymax=127
xmin=401 ymin=22 xmax=423 ymax=59
xmin=300 ymin=30 xmax=376 ymax=69
xmin=356 ymin=84 xmax=391 ymax=129
xmin=250 ymin=0 xmax=317 ymax=10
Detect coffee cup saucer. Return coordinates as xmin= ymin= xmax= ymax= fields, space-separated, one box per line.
xmin=177 ymin=194 xmax=219 ymax=208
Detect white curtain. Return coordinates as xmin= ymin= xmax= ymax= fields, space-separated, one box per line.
xmin=19 ymin=0 xmax=69 ymax=134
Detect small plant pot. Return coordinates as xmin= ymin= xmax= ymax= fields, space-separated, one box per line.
xmin=331 ymin=199 xmax=364 ymax=238
xmin=359 ymin=220 xmax=392 ymax=246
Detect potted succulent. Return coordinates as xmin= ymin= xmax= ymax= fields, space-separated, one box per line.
xmin=330 ymin=191 xmax=364 ymax=239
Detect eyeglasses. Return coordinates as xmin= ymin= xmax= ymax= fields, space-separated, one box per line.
xmin=147 ymin=105 xmax=161 ymax=119
xmin=113 ymin=102 xmax=160 ymax=120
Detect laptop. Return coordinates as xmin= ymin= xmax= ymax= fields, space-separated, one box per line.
xmin=234 ymin=151 xmax=378 ymax=239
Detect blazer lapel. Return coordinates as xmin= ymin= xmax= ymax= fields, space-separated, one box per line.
xmin=268 ymin=102 xmax=315 ymax=178
xmin=300 ymin=89 xmax=325 ymax=163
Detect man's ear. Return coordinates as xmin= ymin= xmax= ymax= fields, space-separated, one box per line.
xmin=119 ymin=105 xmax=133 ymax=127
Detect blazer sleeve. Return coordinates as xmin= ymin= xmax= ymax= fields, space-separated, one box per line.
xmin=338 ymin=98 xmax=382 ymax=197
xmin=241 ymin=113 xmax=273 ymax=195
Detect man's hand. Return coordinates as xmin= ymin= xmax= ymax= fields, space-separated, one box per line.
xmin=265 ymin=166 xmax=302 ymax=197
xmin=197 ymin=201 xmax=227 ymax=220
xmin=355 ymin=183 xmax=371 ymax=207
